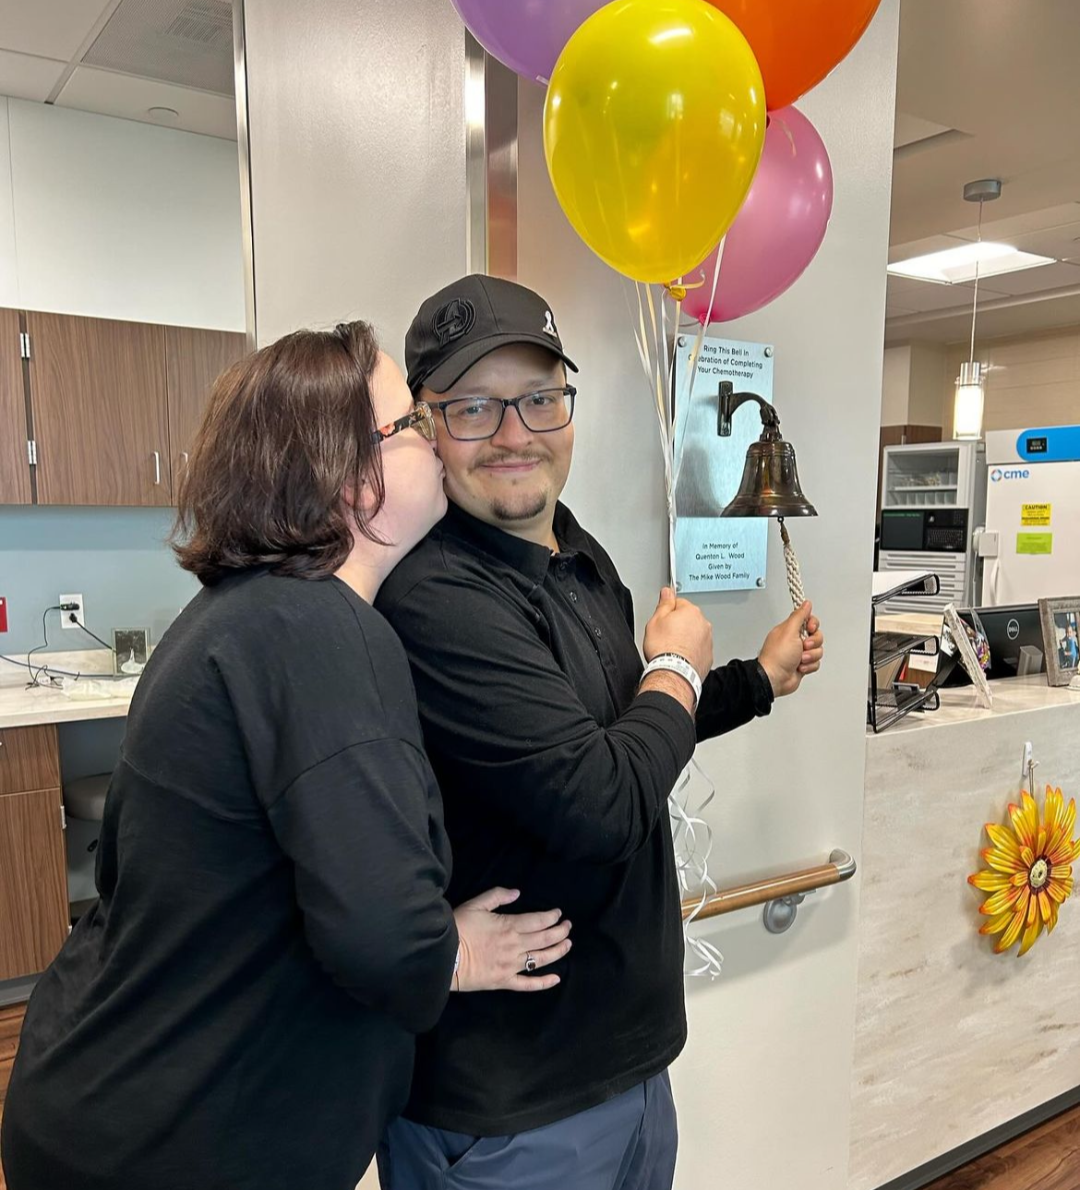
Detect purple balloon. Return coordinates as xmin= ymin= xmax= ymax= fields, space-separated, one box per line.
xmin=683 ymin=107 xmax=834 ymax=325
xmin=451 ymin=0 xmax=610 ymax=84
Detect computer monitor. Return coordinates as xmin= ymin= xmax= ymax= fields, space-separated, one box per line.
xmin=938 ymin=604 xmax=1045 ymax=686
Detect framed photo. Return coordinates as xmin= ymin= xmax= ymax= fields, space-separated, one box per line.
xmin=1038 ymin=597 xmax=1080 ymax=687
xmin=942 ymin=604 xmax=992 ymax=708
xmin=112 ymin=628 xmax=150 ymax=675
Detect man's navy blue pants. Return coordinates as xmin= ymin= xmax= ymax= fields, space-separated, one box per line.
xmin=377 ymin=1071 xmax=677 ymax=1190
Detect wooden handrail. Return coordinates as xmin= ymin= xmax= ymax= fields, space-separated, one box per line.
xmin=681 ymin=849 xmax=856 ymax=923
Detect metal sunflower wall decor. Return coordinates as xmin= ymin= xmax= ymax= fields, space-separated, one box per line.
xmin=968 ymin=786 xmax=1080 ymax=956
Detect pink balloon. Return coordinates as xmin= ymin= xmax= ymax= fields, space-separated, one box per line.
xmin=682 ymin=106 xmax=833 ymax=325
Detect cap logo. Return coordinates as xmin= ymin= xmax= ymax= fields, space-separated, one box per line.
xmin=542 ymin=310 xmax=557 ymax=337
xmin=433 ymin=298 xmax=475 ymax=346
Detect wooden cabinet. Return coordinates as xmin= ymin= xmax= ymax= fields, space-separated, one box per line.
xmin=166 ymin=325 xmax=247 ymax=486
xmin=27 ymin=312 xmax=171 ymax=507
xmin=0 ymin=309 xmax=32 ymax=505
xmin=0 ymin=726 xmax=68 ymax=982
xmin=0 ymin=724 xmax=60 ymax=797
xmin=0 ymin=309 xmax=247 ymax=508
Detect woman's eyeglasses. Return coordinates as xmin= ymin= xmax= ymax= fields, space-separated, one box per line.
xmin=429 ymin=386 xmax=577 ymax=442
xmin=371 ymin=401 xmax=437 ymax=447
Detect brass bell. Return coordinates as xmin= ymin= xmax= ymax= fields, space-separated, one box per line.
xmin=723 ymin=438 xmax=817 ymax=518
xmin=716 ymin=383 xmax=817 ymax=519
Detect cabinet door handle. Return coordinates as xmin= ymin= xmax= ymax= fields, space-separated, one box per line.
xmin=152 ymin=451 xmax=161 ymax=485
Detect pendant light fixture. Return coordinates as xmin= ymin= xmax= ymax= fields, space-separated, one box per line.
xmin=953 ymin=178 xmax=1001 ymax=440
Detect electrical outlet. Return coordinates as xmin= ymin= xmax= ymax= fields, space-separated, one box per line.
xmin=59 ymin=593 xmax=85 ymax=630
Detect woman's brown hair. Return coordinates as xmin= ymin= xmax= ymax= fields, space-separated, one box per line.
xmin=172 ymin=321 xmax=385 ymax=585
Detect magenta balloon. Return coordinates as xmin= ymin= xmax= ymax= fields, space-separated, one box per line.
xmin=451 ymin=0 xmax=610 ymax=84
xmin=683 ymin=107 xmax=834 ymax=325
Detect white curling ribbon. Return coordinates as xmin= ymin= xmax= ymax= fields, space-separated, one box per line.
xmin=628 ymin=271 xmax=726 ymax=980
xmin=669 ymin=756 xmax=724 ymax=978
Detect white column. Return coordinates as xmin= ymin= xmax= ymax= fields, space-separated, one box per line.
xmin=241 ymin=0 xmax=470 ymax=353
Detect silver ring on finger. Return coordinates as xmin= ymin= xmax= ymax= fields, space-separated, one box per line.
xmin=524 ymin=953 xmax=537 ymax=973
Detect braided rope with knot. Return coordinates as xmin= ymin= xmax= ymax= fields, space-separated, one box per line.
xmin=779 ymin=518 xmax=805 ymax=608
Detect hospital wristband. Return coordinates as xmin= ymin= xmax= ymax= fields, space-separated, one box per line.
xmin=639 ymin=653 xmax=702 ymax=710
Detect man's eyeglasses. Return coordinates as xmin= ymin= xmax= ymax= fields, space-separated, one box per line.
xmin=371 ymin=401 xmax=437 ymax=447
xmin=430 ymin=386 xmax=577 ymax=442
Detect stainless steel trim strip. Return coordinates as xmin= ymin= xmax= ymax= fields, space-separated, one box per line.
xmin=232 ymin=0 xmax=258 ymax=350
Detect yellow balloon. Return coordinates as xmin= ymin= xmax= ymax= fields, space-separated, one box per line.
xmin=544 ymin=0 xmax=766 ymax=284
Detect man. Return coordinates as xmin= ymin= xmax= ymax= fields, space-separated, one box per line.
xmin=1059 ymin=621 xmax=1079 ymax=670
xmin=376 ymin=275 xmax=824 ymax=1189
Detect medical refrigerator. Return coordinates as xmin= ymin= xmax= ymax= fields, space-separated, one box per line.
xmin=980 ymin=425 xmax=1080 ymax=606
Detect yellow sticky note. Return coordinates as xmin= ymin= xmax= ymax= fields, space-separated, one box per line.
xmin=1017 ymin=532 xmax=1053 ymax=555
xmin=1021 ymin=502 xmax=1052 ymax=526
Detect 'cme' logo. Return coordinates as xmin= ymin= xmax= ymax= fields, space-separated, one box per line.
xmin=990 ymin=467 xmax=1030 ymax=481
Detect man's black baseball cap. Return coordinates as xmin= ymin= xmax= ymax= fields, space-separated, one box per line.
xmin=405 ymin=274 xmax=578 ymax=395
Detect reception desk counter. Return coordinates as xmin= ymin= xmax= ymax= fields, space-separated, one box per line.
xmin=851 ymin=674 xmax=1080 ymax=1188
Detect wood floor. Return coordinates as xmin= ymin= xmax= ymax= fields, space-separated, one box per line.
xmin=0 ymin=996 xmax=1075 ymax=1190
xmin=921 ymin=1102 xmax=1080 ymax=1190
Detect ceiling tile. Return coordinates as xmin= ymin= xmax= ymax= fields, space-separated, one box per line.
xmin=890 ymin=3 xmax=1080 ymax=248
xmin=969 ymin=295 xmax=1080 ymax=342
xmin=1006 ymin=220 xmax=1080 ymax=264
xmin=887 ymin=294 xmax=1080 ymax=346
xmin=886 ymin=274 xmax=1010 ymax=313
xmin=84 ymin=0 xmax=234 ymax=97
xmin=0 ymin=50 xmax=67 ymax=102
xmin=973 ymin=259 xmax=1080 ymax=296
xmin=0 ymin=0 xmax=114 ymax=61
xmin=893 ymin=112 xmax=954 ymax=150
xmin=55 ymin=65 xmax=236 ymax=140
xmin=947 ymin=203 xmax=1080 ymax=244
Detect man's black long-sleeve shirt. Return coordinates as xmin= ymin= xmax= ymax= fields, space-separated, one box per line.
xmin=376 ymin=501 xmax=772 ymax=1135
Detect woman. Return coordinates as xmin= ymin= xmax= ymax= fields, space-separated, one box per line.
xmin=1 ymin=323 xmax=571 ymax=1190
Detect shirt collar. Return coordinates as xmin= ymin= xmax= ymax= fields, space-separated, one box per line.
xmin=441 ymin=500 xmax=600 ymax=585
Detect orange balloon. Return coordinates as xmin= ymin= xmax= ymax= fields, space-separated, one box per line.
xmin=703 ymin=0 xmax=883 ymax=109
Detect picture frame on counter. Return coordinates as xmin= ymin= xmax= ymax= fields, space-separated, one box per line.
xmin=1038 ymin=596 xmax=1080 ymax=687
xmin=942 ymin=603 xmax=992 ymax=709
xmin=112 ymin=628 xmax=150 ymax=676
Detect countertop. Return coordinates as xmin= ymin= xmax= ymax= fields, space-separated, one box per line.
xmin=872 ymin=610 xmax=1080 ymax=733
xmin=875 ymin=672 xmax=1080 ymax=735
xmin=0 ymin=649 xmax=135 ymax=729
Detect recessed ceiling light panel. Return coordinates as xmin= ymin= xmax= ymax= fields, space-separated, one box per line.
xmin=888 ymin=241 xmax=1057 ymax=284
